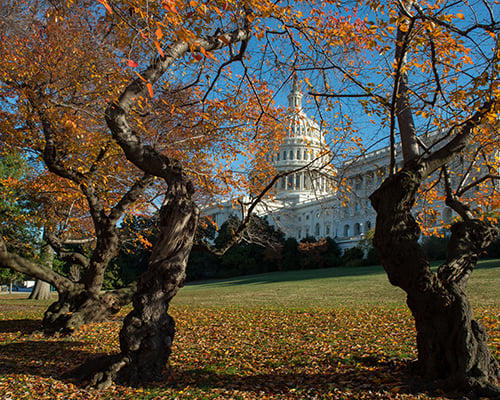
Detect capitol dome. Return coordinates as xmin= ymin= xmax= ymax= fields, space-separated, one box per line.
xmin=271 ymin=81 xmax=334 ymax=200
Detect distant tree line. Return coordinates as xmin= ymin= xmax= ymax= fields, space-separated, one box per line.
xmin=99 ymin=214 xmax=383 ymax=286
xmin=78 ymin=213 xmax=500 ymax=289
xmin=3 ymin=210 xmax=500 ymax=290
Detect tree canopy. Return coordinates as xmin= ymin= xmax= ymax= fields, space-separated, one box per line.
xmin=0 ymin=0 xmax=498 ymax=396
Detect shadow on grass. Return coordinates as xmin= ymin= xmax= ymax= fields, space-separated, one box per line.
xmin=0 ymin=340 xmax=102 ymax=377
xmin=188 ymin=265 xmax=387 ymax=288
xmin=154 ymin=357 xmax=409 ymax=396
xmin=0 ymin=319 xmax=42 ymax=334
xmin=0 ymin=334 xmax=412 ymax=396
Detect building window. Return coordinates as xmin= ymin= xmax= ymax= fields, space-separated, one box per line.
xmin=283 ymin=151 xmax=287 ymax=161
xmin=306 ymin=228 xmax=309 ymax=237
xmin=355 ymin=178 xmax=362 ymax=190
xmin=280 ymin=177 xmax=285 ymax=189
xmin=287 ymin=176 xmax=293 ymax=190
xmin=297 ymin=150 xmax=301 ymax=160
xmin=326 ymin=224 xmax=330 ymax=235
xmin=315 ymin=223 xmax=320 ymax=237
xmin=306 ymin=215 xmax=309 ymax=220
xmin=289 ymin=150 xmax=293 ymax=160
xmin=277 ymin=153 xmax=280 ymax=161
xmin=354 ymin=223 xmax=361 ymax=235
xmin=444 ymin=208 xmax=452 ymax=223
xmin=296 ymin=174 xmax=301 ymax=189
xmin=304 ymin=150 xmax=308 ymax=160
xmin=344 ymin=224 xmax=350 ymax=237
xmin=298 ymin=229 xmax=302 ymax=238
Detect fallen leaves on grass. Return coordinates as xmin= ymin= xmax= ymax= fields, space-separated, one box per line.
xmin=0 ymin=304 xmax=498 ymax=399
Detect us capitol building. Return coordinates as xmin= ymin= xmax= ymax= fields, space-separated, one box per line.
xmin=203 ymin=83 xmax=460 ymax=250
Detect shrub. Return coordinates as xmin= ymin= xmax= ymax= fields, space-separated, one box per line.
xmin=341 ymin=246 xmax=364 ymax=266
xmin=421 ymin=235 xmax=449 ymax=261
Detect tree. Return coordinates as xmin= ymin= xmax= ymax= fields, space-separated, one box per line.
xmin=279 ymin=0 xmax=498 ymax=394
xmin=29 ymin=239 xmax=54 ymax=300
xmin=347 ymin=0 xmax=500 ymax=396
xmin=0 ymin=1 xmax=160 ymax=333
xmin=0 ymin=151 xmax=41 ymax=292
xmin=58 ymin=0 xmax=357 ymax=388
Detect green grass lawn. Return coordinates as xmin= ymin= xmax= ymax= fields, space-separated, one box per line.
xmin=0 ymin=260 xmax=498 ymax=399
xmin=174 ymin=258 xmax=500 ymax=307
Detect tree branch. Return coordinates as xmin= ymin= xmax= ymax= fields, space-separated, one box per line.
xmin=422 ymin=100 xmax=494 ymax=176
xmin=392 ymin=1 xmax=419 ymax=167
xmin=0 ymin=236 xmax=75 ymax=292
xmin=43 ymin=231 xmax=90 ymax=269
xmin=108 ymin=173 xmax=155 ymax=224
xmin=105 ymin=26 xmax=252 ymax=183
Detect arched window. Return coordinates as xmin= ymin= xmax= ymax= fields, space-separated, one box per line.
xmin=444 ymin=208 xmax=452 ymax=223
xmin=315 ymin=223 xmax=320 ymax=237
xmin=354 ymin=223 xmax=361 ymax=235
xmin=277 ymin=152 xmax=280 ymax=161
xmin=343 ymin=224 xmax=350 ymax=237
xmin=289 ymin=150 xmax=293 ymax=160
xmin=304 ymin=150 xmax=308 ymax=160
xmin=283 ymin=151 xmax=287 ymax=161
xmin=297 ymin=150 xmax=301 ymax=160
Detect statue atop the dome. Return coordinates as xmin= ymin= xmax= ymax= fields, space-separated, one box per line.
xmin=287 ymin=76 xmax=303 ymax=110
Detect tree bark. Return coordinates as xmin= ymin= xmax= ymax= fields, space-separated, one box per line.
xmin=370 ymin=168 xmax=500 ymax=397
xmin=29 ymin=279 xmax=51 ymax=300
xmin=30 ymin=240 xmax=55 ymax=300
xmin=42 ymin=282 xmax=136 ymax=335
xmin=77 ymin=179 xmax=198 ymax=389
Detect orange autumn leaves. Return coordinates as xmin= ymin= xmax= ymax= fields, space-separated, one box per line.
xmin=1 ymin=0 xmax=498 ymax=242
xmin=0 ymin=302 xmax=499 ymax=399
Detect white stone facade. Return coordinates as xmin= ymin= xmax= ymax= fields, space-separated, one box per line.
xmin=202 ymin=85 xmax=487 ymax=250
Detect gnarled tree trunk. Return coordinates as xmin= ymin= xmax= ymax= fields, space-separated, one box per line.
xmin=74 ymin=178 xmax=199 ymax=388
xmin=0 ymin=229 xmax=137 ymax=335
xmin=370 ymin=168 xmax=500 ymax=397
xmin=42 ymin=282 xmax=137 ymax=335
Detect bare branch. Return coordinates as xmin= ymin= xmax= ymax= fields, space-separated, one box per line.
xmin=108 ymin=173 xmax=155 ymax=224
xmin=44 ymin=231 xmax=90 ymax=268
xmin=443 ymin=166 xmax=474 ymax=221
